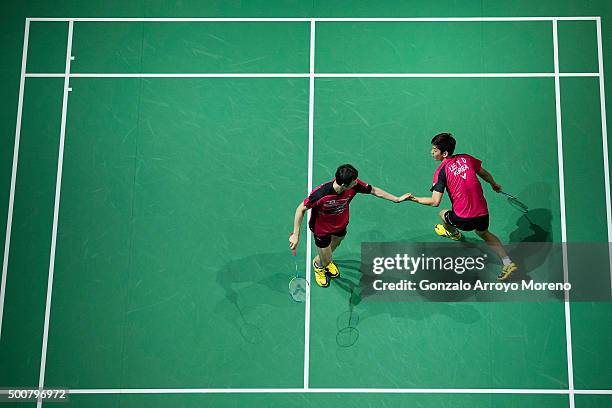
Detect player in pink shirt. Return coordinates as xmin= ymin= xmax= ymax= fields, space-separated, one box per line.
xmin=404 ymin=133 xmax=518 ymax=281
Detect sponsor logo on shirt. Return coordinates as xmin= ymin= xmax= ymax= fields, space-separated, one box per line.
xmin=448 ymin=157 xmax=469 ymax=179
xmin=322 ymin=198 xmax=350 ymax=215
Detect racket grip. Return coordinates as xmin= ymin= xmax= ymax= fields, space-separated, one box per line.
xmin=289 ymin=232 xmax=297 ymax=256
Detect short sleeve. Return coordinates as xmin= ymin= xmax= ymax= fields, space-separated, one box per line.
xmin=353 ymin=179 xmax=373 ymax=194
xmin=303 ymin=194 xmax=317 ymax=209
xmin=430 ymin=165 xmax=447 ymax=193
xmin=303 ymin=182 xmax=332 ymax=209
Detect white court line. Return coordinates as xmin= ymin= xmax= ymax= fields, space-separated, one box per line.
xmin=317 ymin=73 xmax=596 ymax=78
xmin=68 ymin=73 xmax=309 ymax=78
xmin=26 ymin=17 xmax=599 ymax=22
xmin=31 ymin=73 xmax=551 ymax=78
xmin=1 ymin=387 xmax=611 ymax=395
xmin=558 ymin=72 xmax=602 ymax=77
xmin=33 ymin=388 xmax=612 ymax=395
xmin=25 ymin=73 xmax=66 ymax=77
xmin=596 ymin=18 xmax=612 ymax=294
xmin=0 ymin=20 xmax=30 ymax=342
xmin=552 ymin=19 xmax=575 ymax=408
xmin=23 ymin=72 xmax=601 ymax=78
xmin=303 ymin=19 xmax=315 ymax=390
xmin=36 ymin=20 xmax=74 ymax=408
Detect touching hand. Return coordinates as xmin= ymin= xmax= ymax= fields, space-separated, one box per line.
xmin=399 ymin=193 xmax=415 ymax=202
xmin=492 ymin=183 xmax=502 ymax=193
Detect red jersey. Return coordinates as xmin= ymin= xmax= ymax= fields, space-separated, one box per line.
xmin=303 ymin=178 xmax=372 ymax=235
xmin=431 ymin=154 xmax=488 ymax=218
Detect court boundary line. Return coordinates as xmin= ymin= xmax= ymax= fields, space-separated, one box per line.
xmin=0 ymin=387 xmax=609 ymax=395
xmin=552 ymin=19 xmax=575 ymax=408
xmin=596 ymin=19 xmax=612 ymax=293
xmin=23 ymin=73 xmax=601 ymax=78
xmin=0 ymin=20 xmax=30 ymax=342
xmin=303 ymin=18 xmax=315 ymax=391
xmin=7 ymin=15 xmax=608 ymax=400
xmin=26 ymin=17 xmax=599 ymax=22
xmin=36 ymin=20 xmax=74 ymax=408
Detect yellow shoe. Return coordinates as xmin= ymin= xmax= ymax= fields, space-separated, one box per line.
xmin=497 ymin=262 xmax=518 ymax=281
xmin=325 ymin=261 xmax=340 ymax=278
xmin=313 ymin=260 xmax=330 ymax=287
xmin=434 ymin=224 xmax=462 ymax=241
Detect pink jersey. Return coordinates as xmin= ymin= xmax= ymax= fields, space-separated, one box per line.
xmin=431 ymin=154 xmax=488 ymax=218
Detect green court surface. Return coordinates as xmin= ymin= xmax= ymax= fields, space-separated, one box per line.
xmin=1 ymin=2 xmax=612 ymax=407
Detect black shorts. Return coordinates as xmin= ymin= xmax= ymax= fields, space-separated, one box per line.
xmin=312 ymin=228 xmax=347 ymax=248
xmin=444 ymin=211 xmax=489 ymax=232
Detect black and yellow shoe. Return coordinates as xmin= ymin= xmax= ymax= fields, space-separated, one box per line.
xmin=313 ymin=260 xmax=330 ymax=287
xmin=497 ymin=262 xmax=518 ymax=281
xmin=325 ymin=261 xmax=340 ymax=279
xmin=434 ymin=223 xmax=462 ymax=241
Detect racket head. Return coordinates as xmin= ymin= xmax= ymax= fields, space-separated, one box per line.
xmin=289 ymin=276 xmax=309 ymax=302
xmin=500 ymin=191 xmax=529 ymax=213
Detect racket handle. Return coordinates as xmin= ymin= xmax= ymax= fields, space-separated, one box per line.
xmin=289 ymin=232 xmax=297 ymax=256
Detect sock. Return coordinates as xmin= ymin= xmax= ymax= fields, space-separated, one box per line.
xmin=502 ymin=256 xmax=512 ymax=266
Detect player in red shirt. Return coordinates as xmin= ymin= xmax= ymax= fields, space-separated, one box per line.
xmin=404 ymin=133 xmax=518 ymax=281
xmin=290 ymin=164 xmax=406 ymax=287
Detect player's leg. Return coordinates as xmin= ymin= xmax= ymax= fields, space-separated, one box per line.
xmin=324 ymin=233 xmax=345 ymax=279
xmin=312 ymin=234 xmax=332 ymax=287
xmin=435 ymin=209 xmax=462 ymax=240
xmin=330 ymin=234 xmax=344 ymax=252
xmin=474 ymin=228 xmax=518 ymax=281
xmin=475 ymin=229 xmax=508 ymax=258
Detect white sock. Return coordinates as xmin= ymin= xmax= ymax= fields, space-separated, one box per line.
xmin=502 ymin=256 xmax=512 ymax=266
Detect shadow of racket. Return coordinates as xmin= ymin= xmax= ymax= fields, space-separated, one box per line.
xmin=227 ymin=292 xmax=263 ymax=345
xmin=336 ymin=286 xmax=360 ymax=348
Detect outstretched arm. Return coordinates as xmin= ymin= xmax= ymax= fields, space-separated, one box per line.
xmin=477 ymin=167 xmax=502 ymax=192
xmin=289 ymin=202 xmax=307 ymax=250
xmin=402 ymin=191 xmax=444 ymax=207
xmin=371 ymin=186 xmax=405 ymax=203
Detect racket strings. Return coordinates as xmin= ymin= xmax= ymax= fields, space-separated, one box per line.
xmin=289 ymin=277 xmax=308 ymax=302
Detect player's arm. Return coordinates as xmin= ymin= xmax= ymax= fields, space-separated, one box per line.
xmin=476 ymin=167 xmax=502 ymax=192
xmin=403 ymin=191 xmax=444 ymax=207
xmin=370 ymin=186 xmax=403 ymax=203
xmin=290 ymin=202 xmax=307 ymax=250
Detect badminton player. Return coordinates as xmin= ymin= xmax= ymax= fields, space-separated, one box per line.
xmin=403 ymin=133 xmax=518 ymax=281
xmin=289 ymin=164 xmax=405 ymax=287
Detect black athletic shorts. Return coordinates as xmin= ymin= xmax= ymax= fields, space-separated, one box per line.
xmin=312 ymin=228 xmax=347 ymax=248
xmin=444 ymin=211 xmax=489 ymax=232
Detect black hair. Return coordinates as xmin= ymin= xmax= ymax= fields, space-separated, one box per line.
xmin=335 ymin=164 xmax=358 ymax=186
xmin=431 ymin=132 xmax=456 ymax=156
